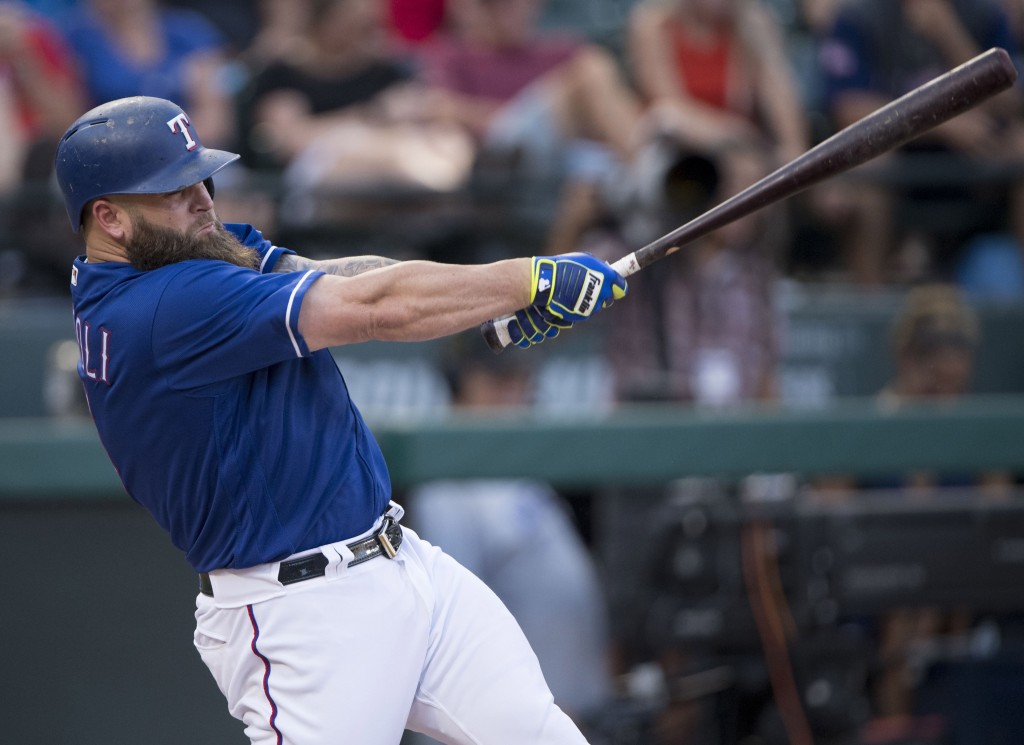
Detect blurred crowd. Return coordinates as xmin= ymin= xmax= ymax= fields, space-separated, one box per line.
xmin=1 ymin=0 xmax=1023 ymax=297
xmin=3 ymin=0 xmax=1024 ymax=409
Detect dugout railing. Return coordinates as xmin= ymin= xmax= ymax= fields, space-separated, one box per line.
xmin=5 ymin=395 xmax=1024 ymax=496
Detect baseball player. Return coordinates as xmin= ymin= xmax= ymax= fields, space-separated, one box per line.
xmin=56 ymin=95 xmax=627 ymax=744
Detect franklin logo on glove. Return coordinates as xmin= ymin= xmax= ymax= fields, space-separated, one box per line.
xmin=575 ymin=271 xmax=602 ymax=316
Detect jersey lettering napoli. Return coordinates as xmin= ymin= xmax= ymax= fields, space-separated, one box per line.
xmin=70 ymin=223 xmax=391 ymax=571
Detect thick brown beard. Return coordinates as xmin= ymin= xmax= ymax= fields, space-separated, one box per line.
xmin=123 ymin=212 xmax=260 ymax=271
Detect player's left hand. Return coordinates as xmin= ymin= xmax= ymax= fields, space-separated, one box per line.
xmin=506 ymin=305 xmax=572 ymax=349
xmin=530 ymin=253 xmax=628 ymax=324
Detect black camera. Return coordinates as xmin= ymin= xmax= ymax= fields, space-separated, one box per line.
xmin=601 ymin=136 xmax=720 ymax=248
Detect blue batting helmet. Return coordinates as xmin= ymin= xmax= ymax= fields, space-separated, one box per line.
xmin=55 ymin=96 xmax=240 ymax=232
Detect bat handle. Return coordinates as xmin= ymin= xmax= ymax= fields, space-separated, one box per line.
xmin=480 ymin=253 xmax=644 ymax=353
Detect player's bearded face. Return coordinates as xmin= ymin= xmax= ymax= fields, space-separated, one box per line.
xmin=123 ymin=209 xmax=260 ymax=272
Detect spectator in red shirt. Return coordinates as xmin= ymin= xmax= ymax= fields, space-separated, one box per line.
xmin=628 ymin=0 xmax=809 ymax=170
xmin=0 ymin=1 xmax=84 ymax=191
xmin=0 ymin=1 xmax=85 ymax=296
xmin=591 ymin=0 xmax=808 ymax=405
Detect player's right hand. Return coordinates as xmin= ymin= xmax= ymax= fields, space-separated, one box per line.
xmin=530 ymin=253 xmax=628 ymax=324
xmin=506 ymin=305 xmax=572 ymax=349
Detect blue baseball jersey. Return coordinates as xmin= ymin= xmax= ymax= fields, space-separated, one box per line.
xmin=70 ymin=223 xmax=391 ymax=572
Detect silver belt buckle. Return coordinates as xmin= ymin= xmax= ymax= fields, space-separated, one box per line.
xmin=377 ymin=517 xmax=398 ymax=559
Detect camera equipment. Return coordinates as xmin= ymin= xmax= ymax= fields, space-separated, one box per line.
xmin=601 ymin=135 xmax=720 ymax=249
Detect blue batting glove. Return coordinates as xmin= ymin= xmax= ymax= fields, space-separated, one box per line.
xmin=506 ymin=305 xmax=571 ymax=349
xmin=530 ymin=253 xmax=628 ymax=324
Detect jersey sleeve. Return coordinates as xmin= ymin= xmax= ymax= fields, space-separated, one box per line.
xmin=225 ymin=222 xmax=294 ymax=273
xmin=150 ymin=261 xmax=324 ymax=389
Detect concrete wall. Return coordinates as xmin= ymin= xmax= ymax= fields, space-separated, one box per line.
xmin=2 ymin=501 xmax=245 ymax=745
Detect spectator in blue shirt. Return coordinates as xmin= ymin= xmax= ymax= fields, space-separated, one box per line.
xmin=60 ymin=0 xmax=235 ymax=148
xmin=816 ymin=0 xmax=1024 ymax=288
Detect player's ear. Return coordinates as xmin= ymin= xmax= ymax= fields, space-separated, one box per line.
xmin=88 ymin=198 xmax=130 ymax=241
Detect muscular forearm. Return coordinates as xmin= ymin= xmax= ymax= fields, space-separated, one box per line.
xmin=298 ymin=258 xmax=532 ymax=350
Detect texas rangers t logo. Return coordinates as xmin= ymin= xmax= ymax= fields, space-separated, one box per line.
xmin=167 ymin=112 xmax=198 ymax=151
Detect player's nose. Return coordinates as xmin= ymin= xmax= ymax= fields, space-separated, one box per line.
xmin=190 ymin=180 xmax=215 ymax=210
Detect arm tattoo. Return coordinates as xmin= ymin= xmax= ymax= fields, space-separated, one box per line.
xmin=274 ymin=254 xmax=400 ymax=276
xmin=322 ymin=256 xmax=401 ymax=277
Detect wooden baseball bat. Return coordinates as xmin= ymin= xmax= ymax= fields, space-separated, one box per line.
xmin=482 ymin=46 xmax=1018 ymax=352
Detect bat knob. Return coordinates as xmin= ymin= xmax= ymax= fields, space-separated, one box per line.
xmin=480 ymin=318 xmax=508 ymax=354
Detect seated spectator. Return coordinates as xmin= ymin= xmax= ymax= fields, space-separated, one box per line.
xmin=0 ymin=1 xmax=85 ymax=295
xmin=816 ymin=283 xmax=1013 ymax=493
xmin=811 ymin=283 xmax=1014 ymax=743
xmin=238 ymin=0 xmax=474 ymax=202
xmin=405 ymin=343 xmax=615 ymax=739
xmin=886 ymin=283 xmax=980 ymax=402
xmin=581 ymin=0 xmax=806 ymax=405
xmin=416 ymin=0 xmax=642 ymax=166
xmin=627 ymin=0 xmax=810 ymax=170
xmin=413 ymin=0 xmax=648 ymax=253
xmin=598 ymin=199 xmax=783 ymax=405
xmin=877 ymin=284 xmax=1013 ymax=491
xmin=59 ymin=0 xmax=235 ymax=149
xmin=623 ymin=0 xmax=808 ymax=249
xmin=817 ymin=0 xmax=1024 ymax=286
xmin=868 ymin=282 xmax=1011 ymax=736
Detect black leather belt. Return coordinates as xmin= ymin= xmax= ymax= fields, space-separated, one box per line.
xmin=199 ymin=515 xmax=402 ymax=597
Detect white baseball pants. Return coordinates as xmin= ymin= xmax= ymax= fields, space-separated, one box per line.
xmin=193 ymin=516 xmax=589 ymax=744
